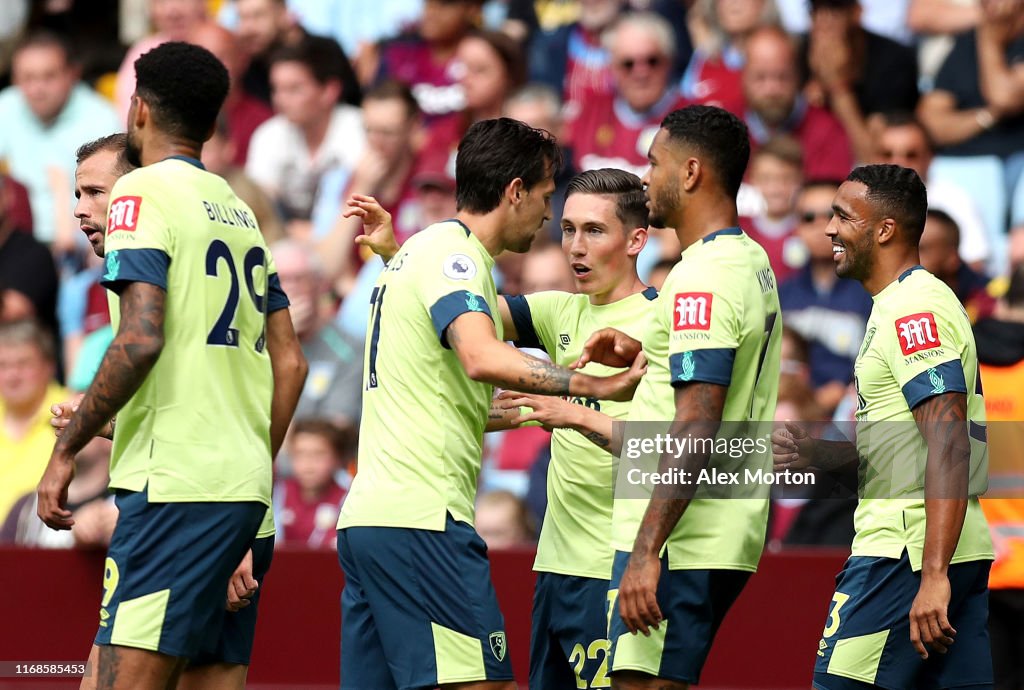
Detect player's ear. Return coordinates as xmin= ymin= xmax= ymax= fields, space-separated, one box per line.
xmin=877 ymin=217 xmax=897 ymax=245
xmin=682 ymin=157 xmax=701 ymax=192
xmin=507 ymin=177 xmax=525 ymax=206
xmin=626 ymin=225 xmax=648 ymax=257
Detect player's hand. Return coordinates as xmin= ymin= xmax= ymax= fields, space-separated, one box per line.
xmin=772 ymin=421 xmax=815 ymax=471
xmin=572 ymin=328 xmax=642 ymax=370
xmin=37 ymin=449 xmax=76 ymax=530
xmin=593 ymin=351 xmax=647 ymax=402
xmin=344 ymin=194 xmax=400 ymax=262
xmin=909 ymin=572 xmax=956 ymax=659
xmin=226 ymin=548 xmax=257 ymax=612
xmin=494 ymin=390 xmax=580 ymax=431
xmin=618 ymin=552 xmax=663 ymax=636
xmin=50 ymin=396 xmax=82 ymax=438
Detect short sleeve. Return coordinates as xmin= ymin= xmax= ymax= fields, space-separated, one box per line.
xmin=420 ymin=242 xmax=494 ymax=348
xmin=506 ymin=291 xmax=572 ymax=353
xmin=664 ymin=265 xmax=741 ymax=388
xmin=100 ymin=174 xmax=172 ymax=294
xmin=886 ymin=306 xmax=968 ymax=410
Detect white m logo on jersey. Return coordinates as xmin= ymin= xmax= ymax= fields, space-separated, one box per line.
xmin=675 ymin=294 xmax=710 ymax=328
xmin=898 ymin=318 xmax=935 ymax=349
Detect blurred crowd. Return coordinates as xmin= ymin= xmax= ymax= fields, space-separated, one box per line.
xmin=0 ymin=0 xmax=1022 ymax=576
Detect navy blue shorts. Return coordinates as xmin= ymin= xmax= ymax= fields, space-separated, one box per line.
xmin=93 ymin=487 xmax=265 ymax=658
xmin=607 ymin=551 xmax=750 ymax=684
xmin=337 ymin=514 xmax=514 ymax=690
xmin=530 ymin=572 xmax=612 ymax=689
xmin=191 ymin=535 xmax=275 ymax=667
xmin=813 ymin=551 xmax=992 ymax=690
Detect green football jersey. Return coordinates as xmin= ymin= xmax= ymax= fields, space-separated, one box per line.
xmin=337 ymin=220 xmax=501 ymax=531
xmin=101 ymin=158 xmax=285 ymax=511
xmin=851 ymin=266 xmax=993 ymax=569
xmin=612 ymin=228 xmax=781 ymax=571
xmin=507 ymin=287 xmax=658 ymax=579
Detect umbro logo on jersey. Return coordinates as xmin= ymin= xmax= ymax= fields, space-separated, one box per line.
xmin=895 ymin=312 xmax=940 ymax=356
xmin=558 ymin=333 xmax=571 ymax=351
xmin=108 ymin=196 xmax=142 ymax=234
xmin=674 ymin=292 xmax=713 ymax=331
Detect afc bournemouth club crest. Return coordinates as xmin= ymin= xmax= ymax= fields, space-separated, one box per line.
xmin=488 ymin=631 xmax=507 ymax=662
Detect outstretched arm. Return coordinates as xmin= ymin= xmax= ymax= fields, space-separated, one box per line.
xmin=266 ymin=308 xmax=308 ymax=459
xmin=447 ymin=312 xmax=646 ymax=402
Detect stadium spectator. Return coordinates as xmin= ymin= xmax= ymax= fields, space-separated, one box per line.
xmin=232 ymin=0 xmax=362 ymax=110
xmin=0 ymin=31 xmax=120 ymax=251
xmin=874 ymin=111 xmax=991 ymax=271
xmin=779 ymin=179 xmax=873 ymax=414
xmin=906 ymin=0 xmax=981 ymax=89
xmin=682 ymin=0 xmax=778 ymax=115
xmin=475 ymin=489 xmax=537 ymax=549
xmin=505 ymin=84 xmax=577 ymax=242
xmin=0 ymin=437 xmax=114 ymax=549
xmin=567 ymin=11 xmax=685 ymax=177
xmin=917 ymin=0 xmax=1024 ymax=274
xmin=802 ymin=0 xmax=918 ymax=163
xmin=0 ymin=318 xmax=67 ymax=526
xmin=974 ymin=264 xmax=1024 ymax=690
xmin=114 ymin=0 xmax=208 ymax=119
xmin=520 ymin=242 xmax=577 ymax=295
xmin=920 ymin=209 xmax=995 ymax=322
xmin=0 ymin=200 xmax=59 ymax=351
xmin=188 ymin=21 xmax=273 ymax=167
xmin=646 ymin=256 xmax=677 ymax=290
xmin=740 ymin=135 xmax=803 ymax=282
xmin=246 ymin=37 xmax=365 ymax=236
xmin=374 ymin=0 xmax=483 ymax=124
xmin=315 ymin=81 xmax=427 ymax=292
xmin=200 ymin=115 xmax=285 ymax=246
xmin=423 ymin=29 xmax=528 ymax=175
xmin=272 ymin=239 xmax=363 ymax=426
xmin=742 ymin=26 xmax=853 ymax=181
xmin=0 ymin=172 xmax=33 ymax=235
xmin=528 ymin=0 xmax=624 ymax=117
xmin=273 ymin=419 xmax=352 ymax=549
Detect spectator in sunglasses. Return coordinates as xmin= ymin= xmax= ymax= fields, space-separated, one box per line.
xmin=779 ymin=179 xmax=873 ymax=415
xmin=564 ymin=11 xmax=686 ymax=178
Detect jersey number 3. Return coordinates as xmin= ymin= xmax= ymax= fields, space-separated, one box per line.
xmin=205 ymin=239 xmax=267 ymax=351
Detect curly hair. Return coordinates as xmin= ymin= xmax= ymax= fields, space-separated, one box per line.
xmin=134 ymin=41 xmax=229 ymax=143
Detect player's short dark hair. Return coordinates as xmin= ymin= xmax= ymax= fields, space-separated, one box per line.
xmin=661 ymin=105 xmax=750 ymax=198
xmin=810 ymin=0 xmax=858 ymax=10
xmin=566 ymin=168 xmax=649 ymax=230
xmin=455 ymin=117 xmax=561 ymax=214
xmin=926 ymin=209 xmax=960 ymax=247
xmin=76 ymin=133 xmax=136 ymax=176
xmin=846 ymin=164 xmax=928 ymax=244
xmin=269 ymin=36 xmax=349 ymax=86
xmin=134 ymin=42 xmax=229 ymax=143
xmin=364 ymin=79 xmax=420 ymax=119
xmin=13 ymin=30 xmax=75 ymax=66
xmin=292 ymin=418 xmax=358 ymax=460
xmin=0 ymin=318 xmax=56 ymax=363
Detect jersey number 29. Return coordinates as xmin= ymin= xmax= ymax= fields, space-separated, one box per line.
xmin=205 ymin=239 xmax=268 ymax=352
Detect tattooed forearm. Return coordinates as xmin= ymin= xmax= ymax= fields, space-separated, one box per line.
xmin=632 ymin=382 xmax=726 ymax=559
xmin=57 ymin=282 xmax=166 ymax=455
xmin=582 ymin=431 xmax=610 ymax=448
xmin=516 ymin=354 xmax=573 ymax=395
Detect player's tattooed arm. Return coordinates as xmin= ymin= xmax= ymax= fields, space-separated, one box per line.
xmin=617 ymin=382 xmax=726 ymax=635
xmin=493 ymin=390 xmax=621 ymax=452
xmin=485 ymin=399 xmax=521 ymax=432
xmin=909 ymin=390 xmax=970 ymax=659
xmin=56 ymin=282 xmax=166 ymax=455
xmin=449 ymin=312 xmax=644 ymax=399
